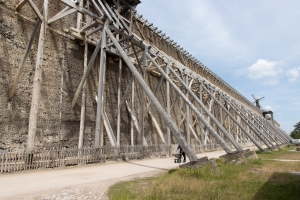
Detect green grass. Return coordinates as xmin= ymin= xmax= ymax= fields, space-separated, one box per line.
xmin=108 ymin=146 xmax=300 ymax=200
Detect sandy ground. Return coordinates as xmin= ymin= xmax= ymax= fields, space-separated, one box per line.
xmin=0 ymin=150 xmax=229 ymax=200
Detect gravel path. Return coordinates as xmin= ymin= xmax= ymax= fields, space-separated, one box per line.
xmin=0 ymin=150 xmax=241 ymax=200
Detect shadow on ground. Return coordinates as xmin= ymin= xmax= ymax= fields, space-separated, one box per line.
xmin=253 ymin=172 xmax=300 ymax=200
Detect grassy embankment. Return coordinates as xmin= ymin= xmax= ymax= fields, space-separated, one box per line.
xmin=108 ymin=146 xmax=300 ymax=200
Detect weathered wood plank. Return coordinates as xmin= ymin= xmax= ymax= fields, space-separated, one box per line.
xmin=15 ymin=0 xmax=28 ymax=11
xmin=48 ymin=8 xmax=76 ymax=24
xmin=117 ymin=59 xmax=122 ymax=146
xmin=27 ymin=0 xmax=48 ymax=154
xmin=28 ymin=0 xmax=44 ymax=21
xmin=9 ymin=7 xmax=42 ymax=99
xmin=95 ymin=21 xmax=108 ymax=148
xmin=78 ymin=43 xmax=88 ymax=150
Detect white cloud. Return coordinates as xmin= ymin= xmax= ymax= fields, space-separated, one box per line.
xmin=265 ymin=105 xmax=273 ymax=111
xmin=247 ymin=59 xmax=284 ymax=79
xmin=286 ymin=67 xmax=300 ymax=82
xmin=266 ymin=80 xmax=279 ymax=85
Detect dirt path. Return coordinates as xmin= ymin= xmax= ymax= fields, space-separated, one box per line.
xmin=0 ymin=150 xmax=245 ymax=200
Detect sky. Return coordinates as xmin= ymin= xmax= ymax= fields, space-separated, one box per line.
xmin=136 ymin=0 xmax=300 ymax=134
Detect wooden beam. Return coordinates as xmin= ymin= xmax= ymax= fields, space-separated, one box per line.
xmin=48 ymin=8 xmax=76 ymax=24
xmin=103 ymin=0 xmax=124 ymax=29
xmin=26 ymin=0 xmax=48 ymax=154
xmin=15 ymin=0 xmax=28 ymax=11
xmin=126 ymin=101 xmax=147 ymax=146
xmin=134 ymin=21 xmax=146 ymax=41
xmin=107 ymin=28 xmax=197 ymax=161
xmin=143 ymin=75 xmax=164 ymax=119
xmin=189 ymin=124 xmax=201 ymax=145
xmin=185 ymin=76 xmax=191 ymax=144
xmin=72 ymin=38 xmax=102 ymax=108
xmin=116 ymin=59 xmax=122 ymax=146
xmin=139 ymin=48 xmax=147 ymax=146
xmin=78 ymin=43 xmax=88 ymax=149
xmin=148 ymin=53 xmax=234 ymax=154
xmin=86 ymin=26 xmax=103 ymax=37
xmin=148 ymin=110 xmax=166 ymax=144
xmin=9 ymin=8 xmax=42 ymax=99
xmin=61 ymin=0 xmax=101 ymax=20
xmin=28 ymin=0 xmax=44 ymax=21
xmin=79 ymin=20 xmax=100 ymax=33
xmin=97 ymin=0 xmax=114 ymax=22
xmin=131 ymin=79 xmax=135 ymax=146
xmin=76 ymin=0 xmax=84 ymax=29
xmin=166 ymin=62 xmax=171 ymax=148
xmin=95 ymin=21 xmax=108 ymax=148
xmin=118 ymin=76 xmax=134 ymax=109
xmin=103 ymin=111 xmax=117 ymax=146
xmin=90 ymin=0 xmax=104 ymax=16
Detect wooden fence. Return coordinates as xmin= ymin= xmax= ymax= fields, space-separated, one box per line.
xmin=0 ymin=143 xmax=255 ymax=174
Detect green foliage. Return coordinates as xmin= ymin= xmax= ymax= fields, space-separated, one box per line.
xmin=290 ymin=131 xmax=300 ymax=139
xmin=294 ymin=121 xmax=300 ymax=132
xmin=290 ymin=121 xmax=300 ymax=138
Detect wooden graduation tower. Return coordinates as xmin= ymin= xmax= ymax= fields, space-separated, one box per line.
xmin=1 ymin=0 xmax=291 ymax=164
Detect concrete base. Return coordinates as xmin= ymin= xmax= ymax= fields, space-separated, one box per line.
xmin=179 ymin=156 xmax=214 ymax=169
xmin=243 ymin=150 xmax=258 ymax=159
xmin=271 ymin=146 xmax=279 ymax=151
xmin=219 ymin=151 xmax=245 ymax=163
xmin=263 ymin=148 xmax=272 ymax=152
xmin=178 ymin=157 xmax=221 ymax=175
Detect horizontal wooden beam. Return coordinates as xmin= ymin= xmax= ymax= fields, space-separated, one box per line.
xmin=15 ymin=0 xmax=28 ymax=11
xmin=48 ymin=8 xmax=76 ymax=24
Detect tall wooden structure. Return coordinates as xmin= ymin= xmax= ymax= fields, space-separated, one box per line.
xmin=1 ymin=0 xmax=291 ymax=162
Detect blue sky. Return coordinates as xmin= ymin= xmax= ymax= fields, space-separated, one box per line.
xmin=137 ymin=0 xmax=300 ymax=134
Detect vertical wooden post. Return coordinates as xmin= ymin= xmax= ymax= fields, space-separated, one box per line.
xmin=78 ymin=43 xmax=88 ymax=150
xmin=199 ymin=83 xmax=204 ymax=144
xmin=185 ymin=75 xmax=190 ymax=144
xmin=76 ymin=0 xmax=84 ymax=29
xmin=139 ymin=47 xmax=148 ymax=146
xmin=95 ymin=20 xmax=107 ymax=148
xmin=131 ymin=79 xmax=135 ymax=146
xmin=219 ymin=94 xmax=223 ymax=137
xmin=27 ymin=0 xmax=48 ymax=154
xmin=227 ymin=105 xmax=231 ymax=144
xmin=117 ymin=58 xmax=122 ymax=146
xmin=166 ymin=62 xmax=171 ymax=152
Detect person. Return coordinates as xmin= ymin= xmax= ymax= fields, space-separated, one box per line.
xmin=177 ymin=144 xmax=186 ymax=163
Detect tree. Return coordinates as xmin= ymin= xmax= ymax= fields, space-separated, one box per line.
xmin=294 ymin=121 xmax=300 ymax=132
xmin=290 ymin=131 xmax=300 ymax=139
xmin=290 ymin=121 xmax=300 ymax=139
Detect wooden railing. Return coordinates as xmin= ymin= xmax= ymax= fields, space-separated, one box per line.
xmin=0 ymin=143 xmax=255 ymax=174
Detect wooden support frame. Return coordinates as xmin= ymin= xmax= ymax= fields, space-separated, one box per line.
xmin=16 ymin=0 xmax=29 ymax=11
xmin=10 ymin=0 xmax=291 ymax=162
xmin=125 ymin=101 xmax=147 ymax=145
xmin=9 ymin=7 xmax=43 ymax=99
xmin=116 ymin=58 xmax=122 ymax=146
xmin=78 ymin=42 xmax=88 ymax=150
xmin=48 ymin=8 xmax=77 ymax=24
xmin=95 ymin=20 xmax=108 ymax=148
xmin=200 ymin=83 xmax=265 ymax=151
xmin=72 ymin=37 xmax=102 ymax=108
xmin=106 ymin=28 xmax=198 ymax=161
xmin=27 ymin=0 xmax=48 ymax=154
xmin=147 ymin=53 xmax=234 ymax=154
xmin=28 ymin=0 xmax=44 ymax=21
